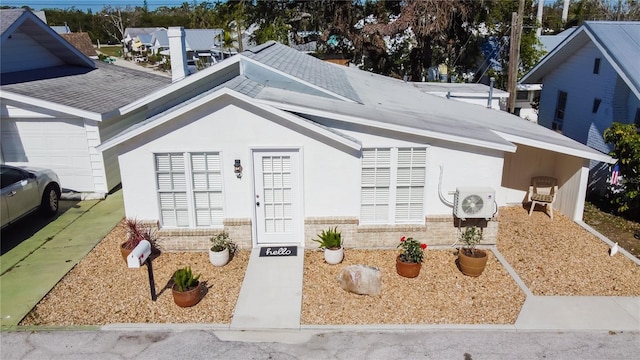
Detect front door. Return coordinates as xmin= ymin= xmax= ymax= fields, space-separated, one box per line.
xmin=253 ymin=149 xmax=302 ymax=245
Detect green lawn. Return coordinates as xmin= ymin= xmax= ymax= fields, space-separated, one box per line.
xmin=96 ymin=45 xmax=122 ymax=58
xmin=583 ymin=202 xmax=640 ymax=259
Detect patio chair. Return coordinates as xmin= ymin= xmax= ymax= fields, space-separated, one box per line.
xmin=528 ymin=176 xmax=558 ymax=219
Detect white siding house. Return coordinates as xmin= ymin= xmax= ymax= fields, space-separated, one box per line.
xmin=99 ymin=39 xmax=613 ymax=251
xmin=0 ymin=9 xmax=172 ymax=198
xmin=520 ymin=21 xmax=640 ymax=193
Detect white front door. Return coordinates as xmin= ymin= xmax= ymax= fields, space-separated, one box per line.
xmin=253 ymin=149 xmax=302 ymax=245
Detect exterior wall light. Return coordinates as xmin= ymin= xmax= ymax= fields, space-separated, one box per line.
xmin=234 ymin=159 xmax=243 ymax=178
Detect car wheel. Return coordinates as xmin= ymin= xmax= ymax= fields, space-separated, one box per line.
xmin=40 ymin=183 xmax=60 ymax=216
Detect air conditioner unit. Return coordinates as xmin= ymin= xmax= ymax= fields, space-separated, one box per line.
xmin=453 ymin=187 xmax=495 ymax=220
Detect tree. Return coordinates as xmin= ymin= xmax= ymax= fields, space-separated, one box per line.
xmin=359 ymin=0 xmax=477 ymax=82
xmin=603 ymin=122 xmax=640 ymax=221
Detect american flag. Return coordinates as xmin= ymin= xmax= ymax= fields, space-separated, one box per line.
xmin=610 ymin=163 xmax=620 ymax=185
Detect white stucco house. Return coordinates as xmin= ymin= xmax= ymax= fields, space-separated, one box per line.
xmin=0 ymin=9 xmax=172 ymax=198
xmin=97 ymin=31 xmax=614 ymax=251
xmin=520 ymin=21 xmax=640 ymax=193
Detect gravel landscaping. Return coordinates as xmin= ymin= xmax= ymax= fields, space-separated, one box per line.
xmin=20 ymin=207 xmax=640 ymax=327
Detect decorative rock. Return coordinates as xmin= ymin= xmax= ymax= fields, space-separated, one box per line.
xmin=336 ymin=264 xmax=382 ymax=296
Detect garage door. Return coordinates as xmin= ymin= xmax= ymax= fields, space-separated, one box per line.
xmin=1 ymin=119 xmax=95 ymax=192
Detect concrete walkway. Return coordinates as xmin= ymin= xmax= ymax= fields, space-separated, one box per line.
xmin=0 ymin=190 xmax=124 ymax=328
xmin=231 ymin=248 xmax=304 ymax=330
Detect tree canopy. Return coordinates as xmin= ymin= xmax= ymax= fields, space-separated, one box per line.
xmin=5 ymin=0 xmax=639 ymax=86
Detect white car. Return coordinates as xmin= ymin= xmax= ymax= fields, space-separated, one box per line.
xmin=1 ymin=164 xmax=61 ymax=229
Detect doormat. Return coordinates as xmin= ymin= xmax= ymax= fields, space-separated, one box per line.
xmin=259 ymin=246 xmax=297 ymax=257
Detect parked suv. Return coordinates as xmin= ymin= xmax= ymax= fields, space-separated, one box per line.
xmin=1 ymin=164 xmax=61 ymax=229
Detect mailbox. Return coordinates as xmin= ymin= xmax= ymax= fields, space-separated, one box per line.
xmin=127 ymin=240 xmax=151 ymax=268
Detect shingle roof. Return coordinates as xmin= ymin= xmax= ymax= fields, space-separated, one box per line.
xmin=60 ymin=33 xmax=98 ymax=57
xmin=1 ymin=61 xmax=171 ymax=115
xmin=241 ymin=41 xmax=361 ymax=103
xmin=223 ymin=76 xmax=264 ymax=98
xmin=0 ymin=9 xmax=25 ymax=36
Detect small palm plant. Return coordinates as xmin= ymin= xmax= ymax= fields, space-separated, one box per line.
xmin=313 ymin=226 xmax=343 ymax=250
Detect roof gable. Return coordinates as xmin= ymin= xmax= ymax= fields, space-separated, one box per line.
xmin=241 ymin=41 xmax=361 ymax=103
xmin=0 ymin=9 xmax=94 ymax=72
xmin=98 ymin=88 xmax=361 ymax=153
xmin=521 ymin=21 xmax=640 ymax=99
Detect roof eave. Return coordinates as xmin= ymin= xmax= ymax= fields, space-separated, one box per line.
xmin=257 ymin=99 xmax=517 ymax=153
xmin=0 ymin=91 xmax=103 ymax=120
xmin=520 ymin=27 xmax=588 ymax=84
xmin=496 ymin=131 xmax=615 ymax=164
xmin=118 ymin=56 xmax=242 ymax=115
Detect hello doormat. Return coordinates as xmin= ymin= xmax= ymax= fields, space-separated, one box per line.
xmin=259 ymin=246 xmax=297 ymax=257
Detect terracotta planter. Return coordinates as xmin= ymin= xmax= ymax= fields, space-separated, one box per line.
xmin=458 ymin=249 xmax=488 ymax=277
xmin=209 ymin=248 xmax=230 ymax=267
xmin=120 ymin=243 xmax=133 ymax=263
xmin=172 ymin=283 xmax=201 ymax=307
xmin=396 ymin=255 xmax=422 ymax=278
xmin=324 ymin=247 xmax=344 ymax=265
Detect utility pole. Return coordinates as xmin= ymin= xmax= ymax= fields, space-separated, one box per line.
xmin=507 ymin=0 xmax=526 ymax=114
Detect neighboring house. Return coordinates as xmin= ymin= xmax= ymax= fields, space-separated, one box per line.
xmin=145 ymin=28 xmax=225 ymax=65
xmin=520 ymin=21 xmax=640 ymax=193
xmin=60 ymin=32 xmax=98 ymax=59
xmin=123 ymin=27 xmax=163 ymax=48
xmin=97 ymin=31 xmax=613 ymax=252
xmin=514 ymin=83 xmax=542 ymax=123
xmin=0 ymin=9 xmax=172 ymax=198
xmin=412 ymin=82 xmax=509 ymax=111
xmin=538 ymin=27 xmax=576 ymax=54
xmin=50 ymin=24 xmax=70 ymax=34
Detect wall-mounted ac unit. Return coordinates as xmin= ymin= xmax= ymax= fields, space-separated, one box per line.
xmin=453 ymin=187 xmax=495 ymax=220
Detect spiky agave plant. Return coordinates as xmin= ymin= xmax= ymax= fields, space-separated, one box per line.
xmin=173 ymin=267 xmax=200 ymax=292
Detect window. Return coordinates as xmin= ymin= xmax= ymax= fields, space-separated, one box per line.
xmin=553 ymin=91 xmax=567 ymax=131
xmin=155 ymin=152 xmax=223 ymax=228
xmin=592 ymin=98 xmax=601 ymax=113
xmin=635 ymin=108 xmax=640 ymax=127
xmin=593 ymin=58 xmax=601 ymax=74
xmin=361 ymin=148 xmax=426 ymax=224
xmin=516 ymin=91 xmax=529 ymax=100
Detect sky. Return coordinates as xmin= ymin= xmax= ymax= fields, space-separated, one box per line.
xmin=1 ymin=1 xmax=191 ymax=12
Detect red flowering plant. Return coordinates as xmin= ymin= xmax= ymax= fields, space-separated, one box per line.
xmin=397 ymin=236 xmax=427 ymax=263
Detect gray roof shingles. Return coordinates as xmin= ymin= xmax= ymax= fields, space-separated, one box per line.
xmin=242 ymin=41 xmax=361 ymax=103
xmin=1 ymin=61 xmax=171 ymax=114
xmin=0 ymin=9 xmax=25 ymax=35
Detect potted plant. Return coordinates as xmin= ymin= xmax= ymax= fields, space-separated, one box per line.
xmin=120 ymin=218 xmax=158 ymax=263
xmin=209 ymin=231 xmax=237 ymax=267
xmin=457 ymin=226 xmax=488 ymax=277
xmin=396 ymin=236 xmax=427 ymax=278
xmin=171 ymin=266 xmax=202 ymax=307
xmin=313 ymin=226 xmax=344 ymax=264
